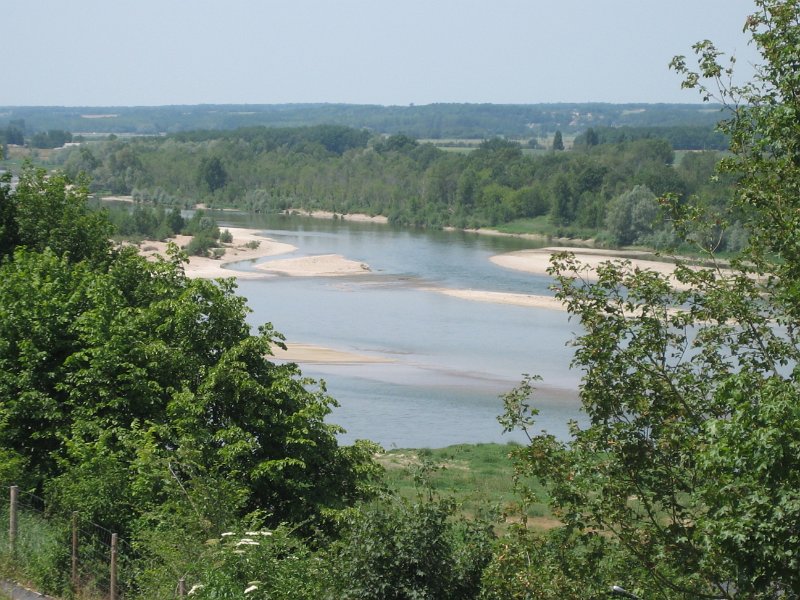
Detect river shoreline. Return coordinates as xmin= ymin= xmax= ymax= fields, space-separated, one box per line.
xmin=138 ymin=225 xmax=690 ymax=304
xmin=136 ymin=222 xmax=696 ymax=366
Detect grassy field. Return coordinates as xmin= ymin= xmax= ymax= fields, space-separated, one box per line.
xmin=1 ymin=145 xmax=59 ymax=170
xmin=489 ymin=215 xmax=597 ymax=241
xmin=376 ymin=443 xmax=556 ymax=530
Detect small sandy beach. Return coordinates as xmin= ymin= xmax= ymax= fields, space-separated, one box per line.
xmin=287 ymin=209 xmax=389 ymax=224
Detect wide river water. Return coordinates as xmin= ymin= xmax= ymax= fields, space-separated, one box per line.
xmin=215 ymin=212 xmax=584 ymax=448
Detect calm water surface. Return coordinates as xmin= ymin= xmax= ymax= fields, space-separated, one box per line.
xmin=217 ymin=212 xmax=584 ymax=448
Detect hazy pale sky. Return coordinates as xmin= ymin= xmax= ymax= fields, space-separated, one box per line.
xmin=5 ymin=0 xmax=761 ymax=107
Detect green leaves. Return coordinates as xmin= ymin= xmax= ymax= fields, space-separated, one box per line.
xmin=11 ymin=164 xmax=113 ymax=264
xmin=0 ymin=172 xmax=379 ymax=541
xmin=502 ymin=6 xmax=800 ymax=594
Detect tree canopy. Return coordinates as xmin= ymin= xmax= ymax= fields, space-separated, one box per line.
xmin=54 ymin=123 xmax=737 ymax=246
xmin=0 ymin=166 xmax=379 ymax=537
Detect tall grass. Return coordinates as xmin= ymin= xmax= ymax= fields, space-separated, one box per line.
xmin=0 ymin=501 xmax=71 ymax=596
xmin=377 ymin=443 xmax=553 ymax=530
xmin=0 ymin=490 xmax=128 ymax=600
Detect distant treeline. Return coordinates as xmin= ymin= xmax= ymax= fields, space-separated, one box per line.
xmin=1 ymin=102 xmax=725 ymax=139
xmin=574 ymin=125 xmax=729 ymax=150
xmin=52 ymin=124 xmax=742 ymax=251
xmin=1 ymin=123 xmax=73 ymax=148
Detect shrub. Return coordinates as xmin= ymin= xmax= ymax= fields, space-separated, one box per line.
xmin=184 ymin=233 xmax=217 ymax=257
xmin=327 ymin=497 xmax=494 ymax=599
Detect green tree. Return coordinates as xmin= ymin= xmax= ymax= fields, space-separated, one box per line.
xmin=9 ymin=164 xmax=113 ymax=263
xmin=3 ymin=125 xmax=24 ymax=145
xmin=551 ymin=130 xmax=564 ymax=151
xmin=548 ymin=172 xmax=573 ymax=226
xmin=585 ymin=127 xmax=599 ymax=147
xmin=503 ymin=1 xmax=800 ymax=597
xmin=0 ymin=171 xmax=18 ymax=256
xmin=30 ymin=129 xmax=72 ymax=149
xmin=197 ymin=156 xmax=228 ymax=193
xmin=604 ymin=184 xmax=659 ymax=246
xmin=0 ymin=172 xmax=380 ymax=536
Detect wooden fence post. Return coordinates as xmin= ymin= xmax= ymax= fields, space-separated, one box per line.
xmin=110 ymin=532 xmax=118 ymax=600
xmin=71 ymin=511 xmax=79 ymax=588
xmin=8 ymin=486 xmax=17 ymax=554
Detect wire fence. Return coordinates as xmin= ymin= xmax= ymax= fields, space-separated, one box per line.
xmin=0 ymin=485 xmax=134 ymax=600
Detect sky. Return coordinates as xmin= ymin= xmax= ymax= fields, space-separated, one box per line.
xmin=4 ymin=0 xmax=761 ymax=107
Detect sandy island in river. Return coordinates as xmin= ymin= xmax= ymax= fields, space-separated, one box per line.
xmin=138 ymin=228 xmax=374 ymax=279
xmin=138 ymin=227 xmax=297 ymax=279
xmin=256 ymin=254 xmax=372 ymax=277
xmin=430 ymin=247 xmax=705 ymax=312
xmin=426 ymin=287 xmax=566 ymax=311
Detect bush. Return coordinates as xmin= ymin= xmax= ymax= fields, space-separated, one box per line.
xmin=327 ymin=497 xmax=494 ymax=599
xmin=184 ymin=233 xmax=217 ymax=257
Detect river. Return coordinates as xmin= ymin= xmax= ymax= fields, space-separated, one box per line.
xmin=215 ymin=212 xmax=584 ymax=448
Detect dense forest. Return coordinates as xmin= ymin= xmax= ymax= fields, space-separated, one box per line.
xmin=46 ymin=122 xmax=740 ymax=251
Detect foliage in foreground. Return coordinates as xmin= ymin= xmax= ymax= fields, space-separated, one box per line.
xmin=150 ymin=495 xmax=493 ymax=600
xmin=0 ymin=165 xmax=381 ymax=556
xmin=497 ymin=1 xmax=800 ymax=597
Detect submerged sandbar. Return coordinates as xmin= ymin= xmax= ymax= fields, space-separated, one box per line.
xmin=271 ymin=343 xmax=392 ymax=364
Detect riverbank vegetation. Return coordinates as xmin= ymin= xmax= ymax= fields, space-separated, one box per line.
xmin=44 ymin=122 xmax=739 ymax=253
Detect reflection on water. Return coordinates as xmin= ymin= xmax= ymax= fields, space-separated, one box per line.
xmin=219 ymin=212 xmax=584 ymax=448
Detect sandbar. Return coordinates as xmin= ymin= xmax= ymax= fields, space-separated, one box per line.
xmin=429 ymin=247 xmax=711 ymax=311
xmin=102 ymin=194 xmax=136 ymax=203
xmin=138 ymin=227 xmax=296 ymax=279
xmin=491 ymin=247 xmax=687 ymax=279
xmin=287 ymin=209 xmax=389 ymax=224
xmin=256 ymin=254 xmax=372 ymax=277
xmin=271 ymin=343 xmax=392 ymax=364
xmin=428 ymin=287 xmax=566 ymax=311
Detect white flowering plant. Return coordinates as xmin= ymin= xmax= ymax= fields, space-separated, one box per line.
xmin=184 ymin=525 xmax=324 ymax=599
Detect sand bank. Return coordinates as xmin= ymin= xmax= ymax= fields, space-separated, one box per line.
xmin=287 ymin=209 xmax=389 ymax=224
xmin=257 ymin=254 xmax=372 ymax=277
xmin=429 ymin=247 xmax=709 ymax=311
xmin=271 ymin=343 xmax=392 ymax=364
xmin=492 ymin=247 xmax=692 ymax=281
xmin=138 ymin=227 xmax=296 ymax=279
xmin=444 ymin=226 xmax=594 ymax=246
xmin=428 ymin=287 xmax=566 ymax=311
